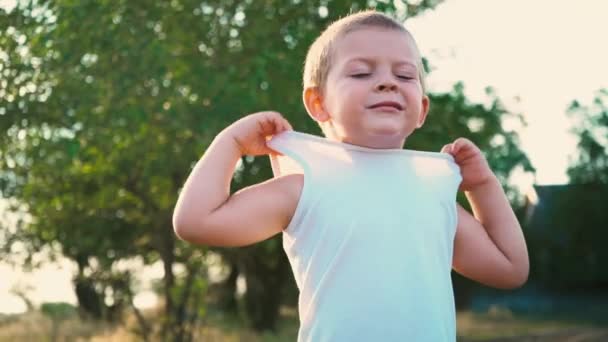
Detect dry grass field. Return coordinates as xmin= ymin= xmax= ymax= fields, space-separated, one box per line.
xmin=1 ymin=303 xmax=607 ymax=342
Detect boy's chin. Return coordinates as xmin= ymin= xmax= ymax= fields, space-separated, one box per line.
xmin=359 ymin=132 xmax=407 ymax=149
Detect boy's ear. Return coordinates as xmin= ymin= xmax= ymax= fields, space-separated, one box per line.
xmin=303 ymin=87 xmax=331 ymax=122
xmin=416 ymin=95 xmax=430 ymax=128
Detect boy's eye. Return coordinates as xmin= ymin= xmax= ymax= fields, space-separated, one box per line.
xmin=350 ymin=73 xmax=371 ymax=78
xmin=396 ymin=75 xmax=415 ymax=80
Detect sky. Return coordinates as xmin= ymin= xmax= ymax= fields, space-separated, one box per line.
xmin=1 ymin=0 xmax=607 ymax=314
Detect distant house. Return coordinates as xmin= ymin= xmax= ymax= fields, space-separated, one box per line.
xmin=522 ymin=184 xmax=608 ymax=289
xmin=523 ymin=183 xmax=607 ymax=232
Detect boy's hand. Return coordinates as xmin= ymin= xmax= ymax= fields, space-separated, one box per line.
xmin=441 ymin=138 xmax=495 ymax=192
xmin=222 ymin=111 xmax=293 ymax=157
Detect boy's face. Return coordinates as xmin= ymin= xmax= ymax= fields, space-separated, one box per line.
xmin=305 ymin=28 xmax=429 ymax=149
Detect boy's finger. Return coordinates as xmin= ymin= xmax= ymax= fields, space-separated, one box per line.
xmin=454 ymin=137 xmax=473 ymax=151
xmin=452 ymin=138 xmax=469 ymax=154
xmin=279 ymin=119 xmax=289 ymax=132
xmin=284 ymin=119 xmax=293 ymax=131
xmin=265 ymin=111 xmax=292 ymax=132
xmin=275 ymin=118 xmax=291 ymax=132
xmin=269 ymin=116 xmax=284 ymax=133
xmin=440 ymin=144 xmax=452 ymax=154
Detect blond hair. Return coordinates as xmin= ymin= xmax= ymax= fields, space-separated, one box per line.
xmin=303 ymin=10 xmax=426 ymax=94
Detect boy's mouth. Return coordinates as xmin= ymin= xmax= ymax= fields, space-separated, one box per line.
xmin=367 ymin=101 xmax=403 ymax=111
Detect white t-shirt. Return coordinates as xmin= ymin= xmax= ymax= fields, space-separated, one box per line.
xmin=267 ymin=131 xmax=462 ymax=342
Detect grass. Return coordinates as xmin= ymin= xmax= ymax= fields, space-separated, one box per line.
xmin=1 ymin=304 xmax=607 ymax=341
xmin=0 ymin=311 xmax=117 ymax=342
xmin=456 ymin=306 xmax=608 ymax=341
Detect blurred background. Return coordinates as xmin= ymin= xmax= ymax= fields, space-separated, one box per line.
xmin=1 ymin=0 xmax=607 ymax=340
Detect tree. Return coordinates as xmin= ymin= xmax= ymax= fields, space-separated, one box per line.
xmin=1 ymin=1 xmax=211 ymax=339
xmin=567 ymin=89 xmax=608 ymax=184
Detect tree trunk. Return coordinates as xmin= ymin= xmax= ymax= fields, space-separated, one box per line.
xmin=241 ymin=239 xmax=291 ymax=332
xmin=74 ymin=257 xmax=103 ymax=320
xmin=215 ymin=258 xmax=239 ymax=314
xmin=158 ymin=221 xmax=176 ymax=340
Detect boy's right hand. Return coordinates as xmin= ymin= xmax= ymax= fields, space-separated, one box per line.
xmin=222 ymin=111 xmax=293 ymax=157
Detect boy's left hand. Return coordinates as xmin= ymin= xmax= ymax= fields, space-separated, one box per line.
xmin=441 ymin=138 xmax=495 ymax=192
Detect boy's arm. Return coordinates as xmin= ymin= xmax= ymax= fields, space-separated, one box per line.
xmin=453 ymin=180 xmax=529 ymax=289
xmin=172 ymin=112 xmax=298 ymax=247
xmin=442 ymin=138 xmax=529 ymax=289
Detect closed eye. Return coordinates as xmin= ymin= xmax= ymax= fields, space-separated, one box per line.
xmin=350 ymin=73 xmax=371 ymax=78
xmin=396 ymin=75 xmax=415 ymax=80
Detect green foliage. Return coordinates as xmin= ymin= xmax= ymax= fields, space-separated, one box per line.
xmin=40 ymin=302 xmax=77 ymax=321
xmin=567 ymin=89 xmax=608 ymax=184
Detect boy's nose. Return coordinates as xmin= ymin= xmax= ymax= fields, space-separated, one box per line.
xmin=375 ymin=80 xmax=398 ymax=92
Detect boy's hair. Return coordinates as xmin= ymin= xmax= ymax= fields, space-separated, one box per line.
xmin=303 ymin=10 xmax=426 ymax=94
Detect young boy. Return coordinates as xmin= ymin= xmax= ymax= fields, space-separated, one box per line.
xmin=173 ymin=10 xmax=529 ymax=341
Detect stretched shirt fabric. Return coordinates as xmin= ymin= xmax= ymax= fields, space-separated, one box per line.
xmin=267 ymin=131 xmax=462 ymax=342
